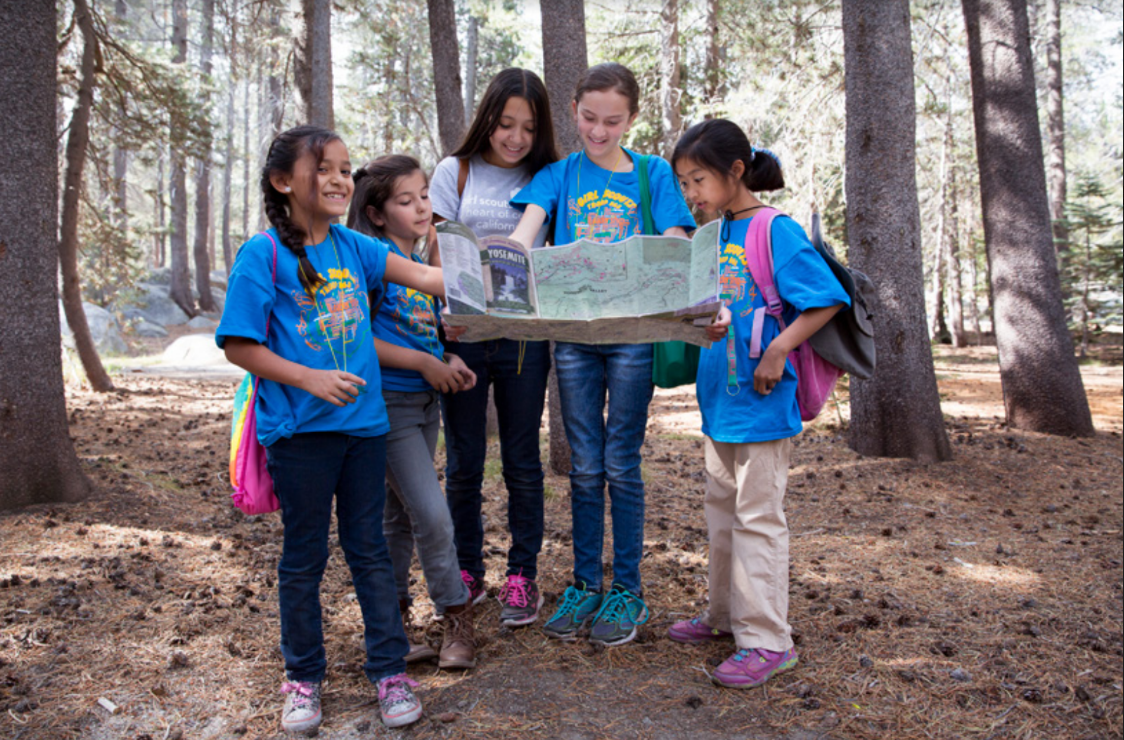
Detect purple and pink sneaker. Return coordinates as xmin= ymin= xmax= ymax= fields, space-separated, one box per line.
xmin=712 ymin=646 xmax=798 ymax=688
xmin=668 ymin=616 xmax=733 ymax=644
xmin=461 ymin=570 xmax=487 ymax=606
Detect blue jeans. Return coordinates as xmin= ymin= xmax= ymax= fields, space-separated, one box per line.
xmin=383 ymin=390 xmax=469 ymax=613
xmin=266 ymin=432 xmax=407 ymax=684
xmin=442 ymin=339 xmax=550 ymax=581
xmin=554 ymin=342 xmax=654 ymax=594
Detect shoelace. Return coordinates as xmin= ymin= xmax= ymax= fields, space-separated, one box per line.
xmin=554 ymin=586 xmax=587 ymax=617
xmin=498 ymin=575 xmax=531 ymax=607
xmin=378 ymin=674 xmax=420 ymax=705
xmin=461 ymin=571 xmax=480 ymax=594
xmin=445 ymin=610 xmax=474 ymax=645
xmin=594 ymin=589 xmax=650 ymax=626
xmin=280 ymin=681 xmax=317 ymax=707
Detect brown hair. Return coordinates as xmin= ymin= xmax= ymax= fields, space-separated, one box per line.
xmin=451 ymin=68 xmax=559 ymax=175
xmin=347 ymin=154 xmax=425 ymax=240
xmin=574 ymin=63 xmax=640 ymax=115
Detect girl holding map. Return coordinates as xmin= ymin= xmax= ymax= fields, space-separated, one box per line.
xmin=429 ymin=68 xmax=559 ymax=629
xmin=508 ymin=62 xmax=697 ymax=646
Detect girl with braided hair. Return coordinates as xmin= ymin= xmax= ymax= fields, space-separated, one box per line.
xmin=216 ymin=125 xmax=444 ymax=733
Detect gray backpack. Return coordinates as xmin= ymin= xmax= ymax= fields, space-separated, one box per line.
xmin=806 ymin=213 xmax=877 ymax=380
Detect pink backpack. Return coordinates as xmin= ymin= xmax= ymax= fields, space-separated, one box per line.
xmin=228 ymin=233 xmax=280 ymax=515
xmin=744 ymin=209 xmax=846 ymax=421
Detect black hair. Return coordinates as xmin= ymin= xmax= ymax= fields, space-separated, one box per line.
xmin=347 ymin=154 xmax=425 ymax=240
xmin=671 ymin=118 xmax=785 ymax=192
xmin=260 ymin=124 xmax=342 ymax=295
xmin=574 ymin=62 xmax=640 ymax=116
xmin=451 ymin=68 xmax=559 ymax=175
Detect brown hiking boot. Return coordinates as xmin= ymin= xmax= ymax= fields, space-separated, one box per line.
xmin=438 ymin=600 xmax=476 ymax=669
xmin=399 ymin=599 xmax=436 ymax=663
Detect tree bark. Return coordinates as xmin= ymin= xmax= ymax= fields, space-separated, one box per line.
xmin=222 ymin=79 xmax=235 ymax=275
xmin=842 ymin=0 xmax=951 ymax=462
xmin=169 ymin=0 xmax=195 ymax=316
xmin=547 ymin=344 xmax=570 ymax=477
xmin=1045 ymin=0 xmax=1067 ymax=258
xmin=59 ymin=0 xmax=115 ymax=393
xmin=155 ymin=147 xmax=166 ymax=267
xmin=193 ymin=0 xmax=216 ymax=312
xmin=0 ymin=0 xmax=91 ymax=509
xmin=962 ymin=0 xmax=1094 ymax=436
xmin=426 ymin=0 xmax=464 ymax=155
xmin=947 ymin=162 xmax=967 ymax=347
xmin=242 ymin=74 xmax=251 ymax=244
xmin=659 ymin=0 xmax=682 ymax=159
xmin=463 ymin=15 xmax=479 ymax=124
xmin=703 ymin=0 xmax=721 ymax=107
xmin=293 ymin=0 xmax=333 ymax=128
xmin=541 ymin=0 xmax=588 ymax=157
xmin=112 ymin=0 xmax=128 ymax=233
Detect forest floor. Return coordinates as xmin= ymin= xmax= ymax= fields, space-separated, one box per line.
xmin=1 ymin=344 xmax=1121 ymax=740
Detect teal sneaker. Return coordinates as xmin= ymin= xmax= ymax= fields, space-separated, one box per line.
xmin=542 ymin=582 xmax=602 ymax=641
xmin=589 ymin=586 xmax=650 ymax=647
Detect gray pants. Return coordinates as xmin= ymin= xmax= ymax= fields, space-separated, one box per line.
xmin=383 ymin=390 xmax=469 ymax=614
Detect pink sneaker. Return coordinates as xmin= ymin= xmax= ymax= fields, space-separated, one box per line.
xmin=713 ymin=647 xmax=798 ymax=688
xmin=461 ymin=570 xmax=487 ymax=606
xmin=668 ymin=616 xmax=733 ymax=644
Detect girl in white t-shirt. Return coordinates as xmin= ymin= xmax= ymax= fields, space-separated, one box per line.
xmin=429 ymin=69 xmax=559 ymax=629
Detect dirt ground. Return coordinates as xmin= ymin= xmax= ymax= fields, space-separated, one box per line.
xmin=1 ymin=345 xmax=1121 ymax=740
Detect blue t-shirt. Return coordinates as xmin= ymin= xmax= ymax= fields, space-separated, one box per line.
xmin=372 ymin=243 xmax=444 ymax=393
xmin=216 ymin=225 xmax=391 ymax=445
xmin=511 ymin=149 xmax=695 ymax=244
xmin=697 ymin=215 xmax=850 ymax=444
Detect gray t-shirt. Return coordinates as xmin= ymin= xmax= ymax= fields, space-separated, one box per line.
xmin=430 ymin=155 xmax=549 ymax=249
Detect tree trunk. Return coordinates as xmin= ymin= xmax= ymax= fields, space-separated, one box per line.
xmin=842 ymin=0 xmax=951 ymax=462
xmin=222 ymin=80 xmax=235 ymax=275
xmin=169 ymin=0 xmax=195 ymax=316
xmin=293 ymin=0 xmax=333 ymax=128
xmin=193 ymin=0 xmax=216 ymax=312
xmin=58 ymin=0 xmax=114 ymax=393
xmin=947 ymin=163 xmax=967 ymax=347
xmin=155 ymin=147 xmax=166 ymax=267
xmin=929 ymin=93 xmax=952 ymax=343
xmin=659 ymin=0 xmax=682 ymax=160
xmin=112 ymin=0 xmax=128 ymax=232
xmin=269 ymin=4 xmax=284 ymax=137
xmin=242 ymin=74 xmax=251 ymax=244
xmin=962 ymin=0 xmax=1094 ymax=437
xmin=541 ymin=0 xmax=588 ymax=157
xmin=703 ymin=0 xmax=721 ymax=107
xmin=1045 ymin=0 xmax=1067 ymax=259
xmin=426 ymin=0 xmax=464 ymax=155
xmin=463 ymin=15 xmax=479 ymax=124
xmin=547 ymin=344 xmax=571 ymax=476
xmin=0 ymin=0 xmax=91 ymax=510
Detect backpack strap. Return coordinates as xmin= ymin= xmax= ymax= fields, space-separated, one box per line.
xmin=637 ymin=153 xmax=654 ymax=235
xmin=743 ymin=208 xmax=784 ymax=358
xmin=457 ymin=157 xmax=469 ymax=198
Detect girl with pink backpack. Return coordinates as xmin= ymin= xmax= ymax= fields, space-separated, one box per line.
xmin=668 ymin=119 xmax=850 ymax=689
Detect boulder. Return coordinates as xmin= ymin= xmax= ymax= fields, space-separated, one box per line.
xmin=130 ymin=284 xmax=191 ymax=326
xmin=132 ymin=319 xmax=169 ymax=338
xmin=162 ymin=333 xmax=229 ymax=367
xmin=187 ymin=315 xmax=218 ymax=330
xmin=210 ymin=270 xmax=229 ymax=291
xmin=58 ymin=301 xmax=128 ymax=355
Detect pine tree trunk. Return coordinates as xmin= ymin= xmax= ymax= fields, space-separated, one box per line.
xmin=293 ymin=0 xmax=333 ymax=128
xmin=704 ymin=0 xmax=720 ymax=106
xmin=269 ymin=5 xmax=284 ymax=137
xmin=155 ymin=148 xmax=166 ymax=268
xmin=169 ymin=0 xmax=195 ymax=316
xmin=541 ymin=0 xmax=588 ymax=157
xmin=947 ymin=163 xmax=967 ymax=347
xmin=193 ymin=0 xmax=216 ymax=312
xmin=962 ymin=0 xmax=1094 ymax=437
xmin=112 ymin=0 xmax=128 ymax=232
xmin=242 ymin=75 xmax=251 ymax=244
xmin=842 ymin=0 xmax=951 ymax=462
xmin=659 ymin=0 xmax=682 ymax=159
xmin=222 ymin=80 xmax=235 ymax=275
xmin=0 ymin=0 xmax=91 ymax=510
xmin=59 ymin=0 xmax=114 ymax=393
xmin=1045 ymin=0 xmax=1067 ymax=259
xmin=463 ymin=15 xmax=479 ymax=124
xmin=547 ymin=344 xmax=570 ymax=477
xmin=426 ymin=0 xmax=464 ymax=155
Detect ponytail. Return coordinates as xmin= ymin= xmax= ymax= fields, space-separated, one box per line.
xmin=672 ymin=119 xmax=785 ymax=193
xmin=260 ymin=125 xmax=341 ymax=295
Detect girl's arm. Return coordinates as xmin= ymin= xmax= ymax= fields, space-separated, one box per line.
xmin=754 ymin=304 xmax=844 ymax=395
xmin=224 ymin=337 xmax=365 ymax=406
xmin=509 ymin=204 xmax=548 ymax=250
xmin=385 ymin=252 xmax=445 ymax=298
xmin=662 ymin=226 xmax=689 ymax=239
xmin=373 ymin=337 xmax=470 ymax=394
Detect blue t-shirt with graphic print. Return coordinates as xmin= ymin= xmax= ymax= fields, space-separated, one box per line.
xmin=372 ymin=242 xmax=444 ymax=393
xmin=697 ymin=215 xmax=850 ymax=444
xmin=511 ymin=148 xmax=695 ymax=244
xmin=216 ymin=224 xmax=391 ymax=446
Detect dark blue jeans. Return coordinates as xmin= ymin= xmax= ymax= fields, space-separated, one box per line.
xmin=266 ymin=432 xmax=407 ymax=684
xmin=555 ymin=342 xmax=654 ymax=594
xmin=442 ymin=339 xmax=550 ymax=581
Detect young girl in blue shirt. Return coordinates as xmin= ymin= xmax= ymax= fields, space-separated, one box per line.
xmin=217 ymin=126 xmax=444 ymax=732
xmin=668 ymin=119 xmax=849 ymax=688
xmin=347 ymin=154 xmax=480 ymax=670
xmin=508 ymin=63 xmax=698 ymax=647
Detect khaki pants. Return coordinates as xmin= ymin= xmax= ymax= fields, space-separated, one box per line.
xmin=703 ymin=437 xmax=794 ymax=652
